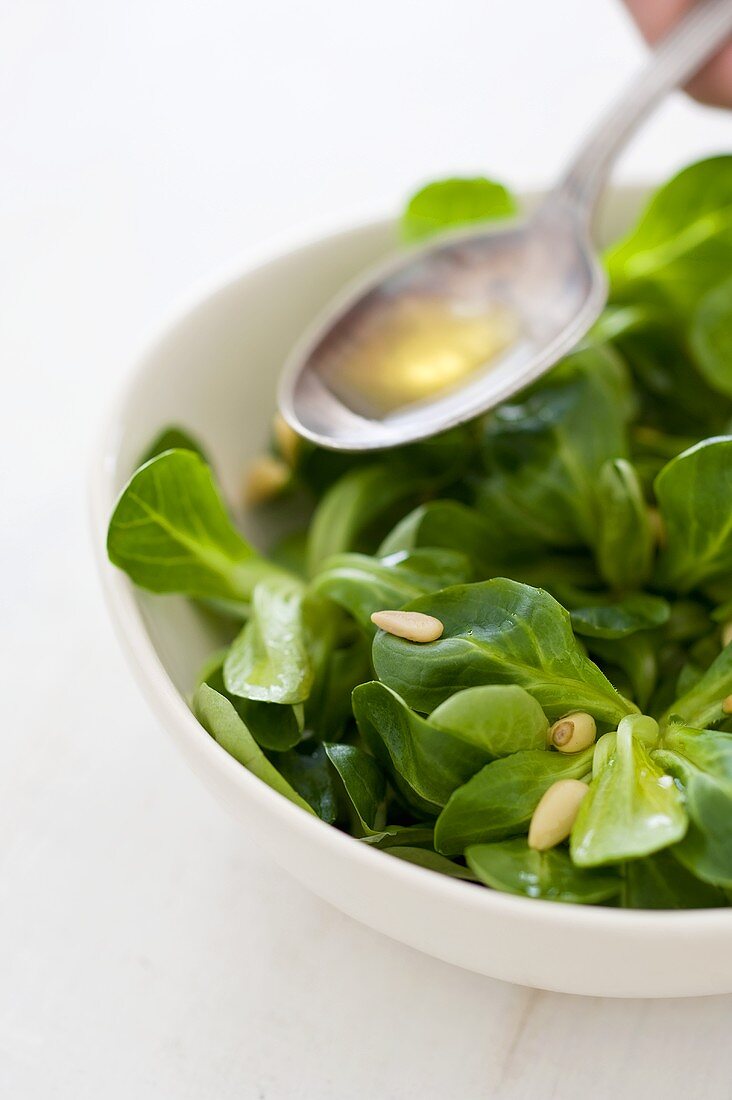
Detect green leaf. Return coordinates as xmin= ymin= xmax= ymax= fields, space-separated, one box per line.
xmin=621 ymin=713 xmax=661 ymax=747
xmin=673 ymin=773 xmax=732 ymax=889
xmin=201 ymin=658 xmax=302 ymax=752
xmin=193 ymin=684 xmax=315 ymax=814
xmin=690 ymin=276 xmax=732 ymax=398
xmin=655 ymin=437 xmax=732 ymax=593
xmin=606 ymin=156 xmax=732 ymax=315
xmin=662 ymin=640 xmax=732 ymax=728
xmin=466 ymin=838 xmax=620 ymax=903
xmin=596 ymin=304 xmax=730 ymax=437
xmin=224 ymin=576 xmax=313 ymax=704
xmin=401 ymin=177 xmax=517 ymax=242
xmin=378 ymin=501 xmax=505 ymax=572
xmin=477 ymin=346 xmax=631 ymax=552
xmin=385 ymin=847 xmax=478 ymax=880
xmin=570 ymin=593 xmax=670 ymax=640
xmin=592 ymin=731 xmax=616 ymax=777
xmin=361 ymin=824 xmax=436 ymax=849
xmin=622 ymin=849 xmax=727 ymax=909
xmin=594 ymin=459 xmax=654 ymax=590
xmin=510 ymin=555 xmax=604 ymax=599
xmin=275 ymin=743 xmax=339 ymax=823
xmin=712 ymin=597 xmax=732 ymax=624
xmin=352 ymin=682 xmax=494 ymax=812
xmin=363 ymin=686 xmax=498 ymax=812
xmin=107 ymin=450 xmax=276 ymax=601
xmin=570 ymin=716 xmax=687 ymax=867
xmin=306 ymin=464 xmax=424 ymax=575
xmin=304 ymin=634 xmax=371 ymax=742
xmin=138 ymin=426 xmax=208 ymax=466
xmin=687 ymin=626 xmax=732 ymax=675
xmin=675 ymin=659 xmax=706 ymax=700
xmin=324 ymin=742 xmax=386 ymax=832
xmin=372 ymin=579 xmax=635 ymax=723
xmin=268 ymin=529 xmax=309 ymax=578
xmin=310 ymin=548 xmax=472 ymax=631
xmin=655 ymin=724 xmax=732 ymax=888
xmin=590 ymin=302 xmax=653 ymax=343
xmin=295 ymin=424 xmax=476 ymax=501
xmin=430 ymin=685 xmax=548 ymax=756
xmin=434 ymin=748 xmax=594 ymax=856
xmin=666 ymin=599 xmax=712 ymax=643
xmin=583 ymin=632 xmax=658 ymax=711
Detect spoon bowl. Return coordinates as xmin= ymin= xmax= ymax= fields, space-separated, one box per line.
xmin=279 ymin=200 xmax=606 ymax=450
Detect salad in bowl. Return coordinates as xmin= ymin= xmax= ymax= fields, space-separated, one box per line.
xmin=106 ymin=157 xmax=732 ymax=912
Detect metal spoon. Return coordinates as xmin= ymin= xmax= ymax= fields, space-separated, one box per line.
xmin=279 ymin=0 xmax=732 ymax=452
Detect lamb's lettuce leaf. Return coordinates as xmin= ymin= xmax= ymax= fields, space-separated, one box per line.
xmin=224 ymin=576 xmax=315 ymax=705
xmin=306 ymin=463 xmax=425 ymax=575
xmin=662 ymin=640 xmax=732 ymax=729
xmin=594 ymin=459 xmax=654 ymax=590
xmin=378 ymin=500 xmax=508 ymax=573
xmin=690 ymin=276 xmax=732 ymax=397
xmin=569 ymin=593 xmax=669 ymax=640
xmin=655 ymin=437 xmax=732 ymax=593
xmin=386 ymin=847 xmax=478 ymax=880
xmin=655 ymin=723 xmax=732 ymax=888
xmin=570 ymin=716 xmax=687 ymax=867
xmin=401 ymin=177 xmax=517 ymax=242
xmin=373 ymin=579 xmax=635 ymax=723
xmin=622 ymin=848 xmax=727 ymax=909
xmin=466 ymin=838 xmax=620 ymax=904
xmin=429 ymin=684 xmax=548 ymax=756
xmin=138 ymin=425 xmax=208 ymax=466
xmin=194 ymin=684 xmax=315 ymax=814
xmin=275 ymin=743 xmax=339 ymax=823
xmin=310 ymin=548 xmax=472 ymax=631
xmin=476 ymin=347 xmax=632 ymax=552
xmin=323 ymin=742 xmax=386 ymax=832
xmin=107 ymin=449 xmax=278 ymax=601
xmin=201 ymin=657 xmax=302 ymax=752
xmin=435 ymin=748 xmax=594 ymax=856
xmin=352 ymin=682 xmax=494 ymax=813
xmin=606 ymin=156 xmax=732 ymax=316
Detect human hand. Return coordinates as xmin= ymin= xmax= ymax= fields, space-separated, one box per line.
xmin=623 ymin=0 xmax=732 ymax=106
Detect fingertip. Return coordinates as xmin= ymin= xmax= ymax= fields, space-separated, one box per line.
xmin=685 ymin=44 xmax=732 ymax=109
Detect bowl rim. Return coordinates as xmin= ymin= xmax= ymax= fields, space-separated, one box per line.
xmin=90 ymin=194 xmax=732 ymax=937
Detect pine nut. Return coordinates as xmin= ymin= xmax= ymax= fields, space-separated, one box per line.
xmin=244 ymin=455 xmax=290 ymax=506
xmin=528 ymin=779 xmax=589 ymax=851
xmin=722 ymin=694 xmax=732 ymax=715
xmin=272 ymin=412 xmax=301 ymax=466
xmin=548 ymin=711 xmax=597 ymax=753
xmin=370 ymin=609 xmax=444 ymax=643
xmin=722 ymin=621 xmax=732 ymax=649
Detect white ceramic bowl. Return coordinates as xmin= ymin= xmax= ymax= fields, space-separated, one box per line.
xmin=91 ymin=188 xmax=732 ymax=998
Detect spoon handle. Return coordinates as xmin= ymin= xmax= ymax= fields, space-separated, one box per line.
xmin=552 ymin=0 xmax=732 ymax=219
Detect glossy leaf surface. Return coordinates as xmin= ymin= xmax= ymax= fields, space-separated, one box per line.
xmin=466 ymin=839 xmax=620 ymax=903
xmin=373 ymin=579 xmax=634 ymax=722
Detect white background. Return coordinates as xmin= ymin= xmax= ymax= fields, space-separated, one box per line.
xmin=3 ymin=2 xmax=732 ymax=1096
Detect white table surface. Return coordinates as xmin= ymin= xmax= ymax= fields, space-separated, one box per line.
xmin=3 ymin=2 xmax=732 ymax=1096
